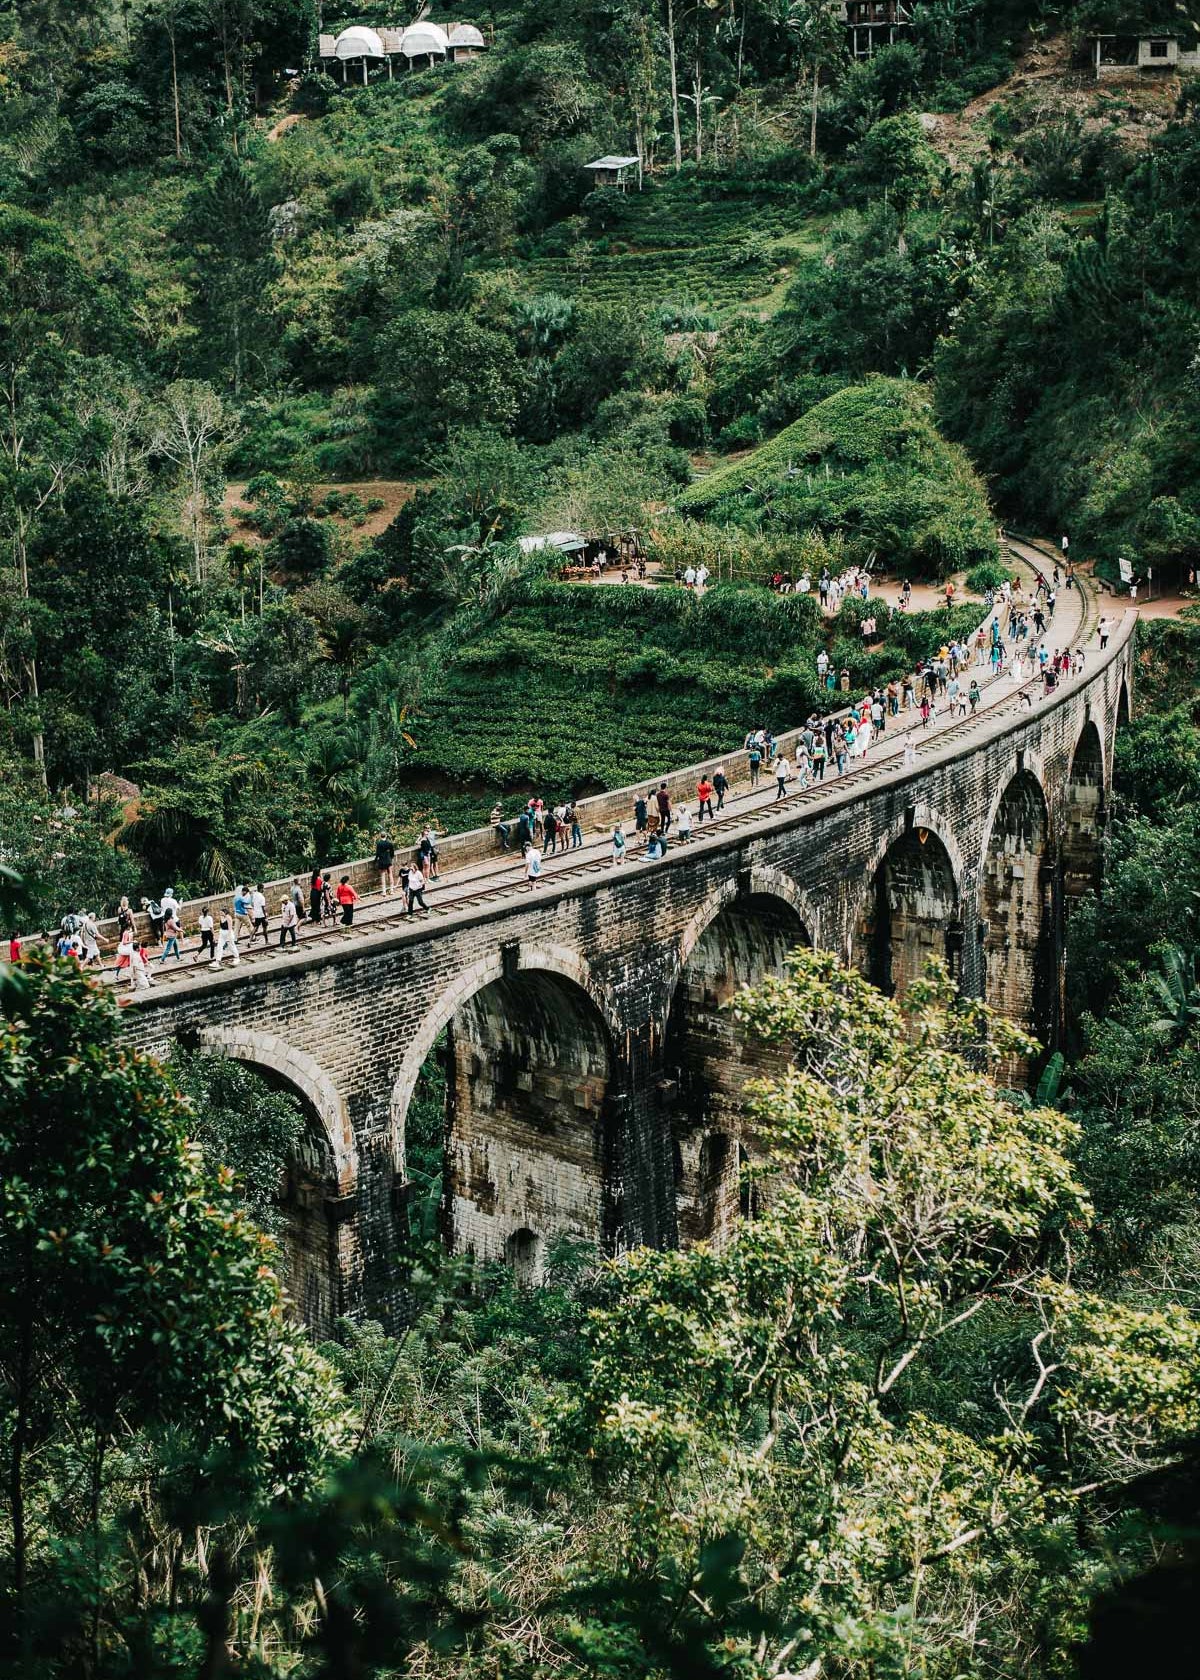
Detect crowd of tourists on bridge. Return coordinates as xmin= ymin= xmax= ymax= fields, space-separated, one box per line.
xmin=21 ymin=554 xmax=1106 ymax=977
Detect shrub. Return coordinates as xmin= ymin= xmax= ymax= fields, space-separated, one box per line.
xmin=268 ymin=516 xmax=332 ymax=577
xmin=965 ymin=560 xmax=1012 ymax=595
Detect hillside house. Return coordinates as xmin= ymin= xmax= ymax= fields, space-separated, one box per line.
xmin=583 ymin=154 xmax=641 ymax=191
xmin=318 ymin=21 xmax=488 ymax=80
xmin=840 ymin=0 xmax=913 ymax=60
xmin=1089 ymin=28 xmax=1200 ymax=75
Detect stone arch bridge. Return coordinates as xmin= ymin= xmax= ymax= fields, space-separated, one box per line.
xmin=122 ymin=612 xmax=1135 ymax=1335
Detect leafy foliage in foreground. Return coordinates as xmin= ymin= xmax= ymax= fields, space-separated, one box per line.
xmin=3 ymin=933 xmax=1198 ymax=1673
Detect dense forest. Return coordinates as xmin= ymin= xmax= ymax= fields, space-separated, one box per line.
xmin=4 ymin=0 xmax=1200 ymax=1671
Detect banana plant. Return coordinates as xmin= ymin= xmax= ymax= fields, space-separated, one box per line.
xmin=1148 ymin=943 xmax=1200 ymax=1041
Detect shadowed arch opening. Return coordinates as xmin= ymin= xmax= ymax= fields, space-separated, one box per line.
xmin=1064 ymin=721 xmax=1106 ymax=910
xmin=856 ymin=826 xmax=961 ymax=1002
xmin=981 ymin=770 xmax=1055 ymax=1075
xmin=189 ymin=1028 xmax=354 ymax=1340
xmin=665 ymin=891 xmax=810 ymax=1246
xmin=443 ymin=971 xmax=616 ymax=1270
xmin=1117 ymin=679 xmax=1131 ymax=731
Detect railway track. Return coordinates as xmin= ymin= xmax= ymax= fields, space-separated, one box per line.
xmin=106 ymin=558 xmax=1101 ymax=995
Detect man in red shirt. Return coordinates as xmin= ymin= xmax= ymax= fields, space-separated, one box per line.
xmin=335 ymin=876 xmax=359 ymax=926
xmin=696 ymin=776 xmax=714 ymax=822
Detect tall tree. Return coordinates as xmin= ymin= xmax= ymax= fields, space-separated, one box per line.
xmin=0 ymin=953 xmax=349 ymax=1654
xmin=0 ymin=210 xmax=97 ymax=785
xmin=781 ymin=0 xmax=846 ymax=156
xmin=152 ymin=379 xmax=234 ymax=582
xmin=184 ymin=155 xmax=279 ymax=395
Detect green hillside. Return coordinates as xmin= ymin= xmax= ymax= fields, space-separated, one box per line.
xmin=678 ymin=379 xmax=999 ymax=578
xmin=404 ymin=576 xmax=981 ymax=801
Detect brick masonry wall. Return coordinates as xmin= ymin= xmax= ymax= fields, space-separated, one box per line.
xmin=120 ymin=629 xmax=1135 ymax=1331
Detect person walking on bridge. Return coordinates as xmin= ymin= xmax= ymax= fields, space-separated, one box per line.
xmin=247 ymin=884 xmax=268 ymax=947
xmin=696 ymin=775 xmax=714 ymax=822
xmin=773 ymin=754 xmax=790 ymax=799
xmin=335 ymin=876 xmax=358 ymax=926
xmin=656 ymin=782 xmax=672 ymax=834
xmin=210 ymin=909 xmax=239 ymax=970
xmin=404 ymin=864 xmax=429 ymax=914
xmin=279 ymin=895 xmax=299 ymax=947
xmin=195 ymin=908 xmax=215 ymax=964
xmin=418 ymin=827 xmax=440 ymax=881
xmin=713 ymin=765 xmax=728 ymax=809
xmin=160 ymin=912 xmax=182 ymax=964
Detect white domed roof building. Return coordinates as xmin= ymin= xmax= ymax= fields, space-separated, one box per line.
xmin=334 ymin=25 xmax=385 ymax=60
xmin=318 ymin=19 xmax=487 ymax=80
xmin=401 ymin=20 xmax=449 ymax=60
xmin=447 ymin=22 xmax=486 ymax=59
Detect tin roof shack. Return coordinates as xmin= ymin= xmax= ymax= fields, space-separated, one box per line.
xmin=1089 ymin=25 xmax=1200 ymax=75
xmin=583 ymin=155 xmax=642 ymax=192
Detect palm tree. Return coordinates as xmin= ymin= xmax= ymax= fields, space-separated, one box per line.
xmin=779 ymin=0 xmax=846 ymax=157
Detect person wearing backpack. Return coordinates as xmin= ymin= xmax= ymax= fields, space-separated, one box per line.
xmin=140 ymin=897 xmax=165 ymax=945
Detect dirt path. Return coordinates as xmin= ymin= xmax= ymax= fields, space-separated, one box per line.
xmin=266 ymin=112 xmax=306 ymax=142
xmin=223 ymin=478 xmax=420 ymax=544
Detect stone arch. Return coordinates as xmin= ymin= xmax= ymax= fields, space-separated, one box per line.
xmin=194 ymin=1027 xmax=356 ymax=1183
xmin=979 ymin=769 xmax=1055 ymax=1076
xmin=1063 ymin=719 xmax=1106 ymax=910
xmin=847 ymin=804 xmax=968 ymax=967
xmin=388 ymin=943 xmax=622 ymax=1178
xmin=670 ymin=868 xmax=817 ymax=1012
xmin=665 ymin=884 xmax=811 ymax=1247
xmin=851 ymin=807 xmax=965 ymax=1002
xmin=193 ymin=1027 xmax=356 ymax=1339
xmin=505 ymin=1226 xmax=543 ymax=1287
xmin=1117 ymin=676 xmax=1131 ymax=731
xmin=389 ymin=948 xmax=621 ymax=1273
xmin=443 ymin=969 xmax=617 ymax=1268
